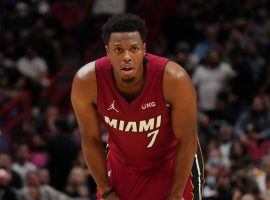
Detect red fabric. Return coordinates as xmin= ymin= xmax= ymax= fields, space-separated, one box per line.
xmin=95 ymin=53 xmax=200 ymax=199
xmin=97 ymin=157 xmax=194 ymax=200
xmin=96 ymin=53 xmax=177 ymax=171
xmin=183 ymin=177 xmax=195 ymax=200
xmin=245 ymin=139 xmax=270 ymax=162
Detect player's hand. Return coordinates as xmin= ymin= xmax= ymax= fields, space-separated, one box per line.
xmin=101 ymin=191 xmax=119 ymax=200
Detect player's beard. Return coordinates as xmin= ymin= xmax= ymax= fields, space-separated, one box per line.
xmin=121 ymin=77 xmax=135 ymax=83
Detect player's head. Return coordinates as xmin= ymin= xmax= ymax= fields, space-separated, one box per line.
xmin=102 ymin=14 xmax=147 ymax=84
xmin=102 ymin=13 xmax=147 ymax=46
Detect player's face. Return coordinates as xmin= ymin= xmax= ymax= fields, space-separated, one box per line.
xmin=106 ymin=31 xmax=146 ymax=84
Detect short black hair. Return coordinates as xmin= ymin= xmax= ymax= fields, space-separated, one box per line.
xmin=102 ymin=13 xmax=147 ymax=45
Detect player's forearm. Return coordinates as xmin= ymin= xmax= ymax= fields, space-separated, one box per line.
xmin=169 ymin=138 xmax=197 ymax=199
xmin=81 ymin=137 xmax=111 ymax=194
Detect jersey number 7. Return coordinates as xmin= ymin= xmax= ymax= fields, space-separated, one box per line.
xmin=147 ymin=130 xmax=159 ymax=148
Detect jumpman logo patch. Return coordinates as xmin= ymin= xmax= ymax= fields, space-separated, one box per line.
xmin=107 ymin=100 xmax=119 ymax=112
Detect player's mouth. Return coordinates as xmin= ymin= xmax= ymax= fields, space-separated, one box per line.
xmin=120 ymin=66 xmax=134 ymax=76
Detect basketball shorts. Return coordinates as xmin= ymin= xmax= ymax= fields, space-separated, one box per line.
xmin=97 ymin=146 xmax=204 ymax=200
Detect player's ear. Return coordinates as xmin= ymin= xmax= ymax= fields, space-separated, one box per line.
xmin=105 ymin=45 xmax=109 ymax=56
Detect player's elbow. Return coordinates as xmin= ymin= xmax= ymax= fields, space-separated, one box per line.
xmin=175 ymin=130 xmax=197 ymax=157
xmin=183 ymin=131 xmax=197 ymax=153
xmin=80 ymin=132 xmax=103 ymax=151
xmin=175 ymin=128 xmax=197 ymax=148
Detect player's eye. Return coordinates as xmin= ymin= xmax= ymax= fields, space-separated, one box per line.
xmin=115 ymin=47 xmax=122 ymax=53
xmin=130 ymin=47 xmax=138 ymax=52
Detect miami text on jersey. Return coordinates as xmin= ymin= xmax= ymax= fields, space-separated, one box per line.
xmin=104 ymin=115 xmax=161 ymax=133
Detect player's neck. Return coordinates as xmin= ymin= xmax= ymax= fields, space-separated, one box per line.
xmin=114 ymin=66 xmax=145 ymax=102
xmin=116 ymin=81 xmax=144 ymax=102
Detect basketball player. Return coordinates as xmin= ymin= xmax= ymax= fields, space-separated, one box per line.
xmin=71 ymin=14 xmax=204 ymax=200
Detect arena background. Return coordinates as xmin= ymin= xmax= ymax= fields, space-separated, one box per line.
xmin=1 ymin=0 xmax=270 ymax=199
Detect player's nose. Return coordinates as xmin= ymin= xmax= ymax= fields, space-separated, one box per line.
xmin=123 ymin=51 xmax=131 ymax=63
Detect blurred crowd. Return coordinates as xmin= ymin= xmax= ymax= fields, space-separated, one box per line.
xmin=1 ymin=0 xmax=270 ymax=200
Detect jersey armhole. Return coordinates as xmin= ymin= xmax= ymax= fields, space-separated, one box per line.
xmin=161 ymin=59 xmax=171 ymax=111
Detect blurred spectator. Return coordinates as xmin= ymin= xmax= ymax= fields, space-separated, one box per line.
xmin=29 ymin=134 xmax=48 ymax=168
xmin=203 ymin=166 xmax=219 ymax=199
xmin=0 ymin=51 xmax=22 ymax=105
xmin=230 ymin=141 xmax=250 ymax=171
xmin=193 ymin=25 xmax=220 ymax=61
xmin=19 ymin=170 xmax=72 ymax=200
xmin=218 ymin=123 xmax=233 ymax=168
xmin=244 ymin=42 xmax=266 ymax=90
xmin=173 ymin=41 xmax=194 ymax=75
xmin=92 ymin=0 xmax=126 ymax=15
xmin=73 ymin=150 xmax=87 ymax=170
xmin=239 ymin=194 xmax=257 ymax=200
xmin=206 ymin=148 xmax=222 ymax=170
xmin=0 ymin=30 xmax=20 ymax=61
xmin=226 ymin=29 xmax=245 ymax=55
xmin=235 ymin=96 xmax=270 ymax=141
xmin=197 ymin=113 xmax=216 ymax=145
xmin=65 ymin=167 xmax=89 ymax=198
xmin=0 ymin=168 xmax=18 ymax=200
xmin=229 ymin=47 xmax=255 ymax=102
xmin=232 ymin=176 xmax=260 ymax=200
xmin=11 ymin=144 xmax=37 ymax=186
xmin=216 ymin=173 xmax=233 ymax=200
xmin=46 ymin=118 xmax=79 ymax=191
xmin=26 ymin=18 xmax=59 ymax=74
xmin=192 ymin=50 xmax=235 ymax=114
xmin=38 ymin=168 xmax=50 ymax=186
xmin=36 ymin=0 xmax=51 ymax=16
xmin=17 ymin=46 xmax=50 ymax=86
xmin=12 ymin=2 xmax=33 ymax=33
xmin=34 ymin=105 xmax=60 ymax=138
xmin=17 ymin=46 xmax=50 ymax=105
xmin=261 ymin=173 xmax=270 ymax=199
xmin=73 ymin=150 xmax=96 ymax=197
xmin=0 ymin=153 xmax=22 ymax=189
xmin=211 ymin=91 xmax=237 ymax=124
xmin=253 ymin=154 xmax=270 ymax=198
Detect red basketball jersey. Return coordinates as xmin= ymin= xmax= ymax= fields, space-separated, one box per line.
xmin=96 ymin=53 xmax=177 ymax=170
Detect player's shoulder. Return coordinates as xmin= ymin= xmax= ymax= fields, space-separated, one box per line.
xmin=164 ymin=61 xmax=190 ymax=84
xmin=74 ymin=61 xmax=96 ymax=83
xmin=71 ymin=61 xmax=97 ymax=103
xmin=163 ymin=61 xmax=195 ymax=104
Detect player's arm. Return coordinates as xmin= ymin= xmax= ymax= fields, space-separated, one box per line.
xmin=163 ymin=61 xmax=198 ymax=200
xmin=71 ymin=62 xmax=117 ymax=199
